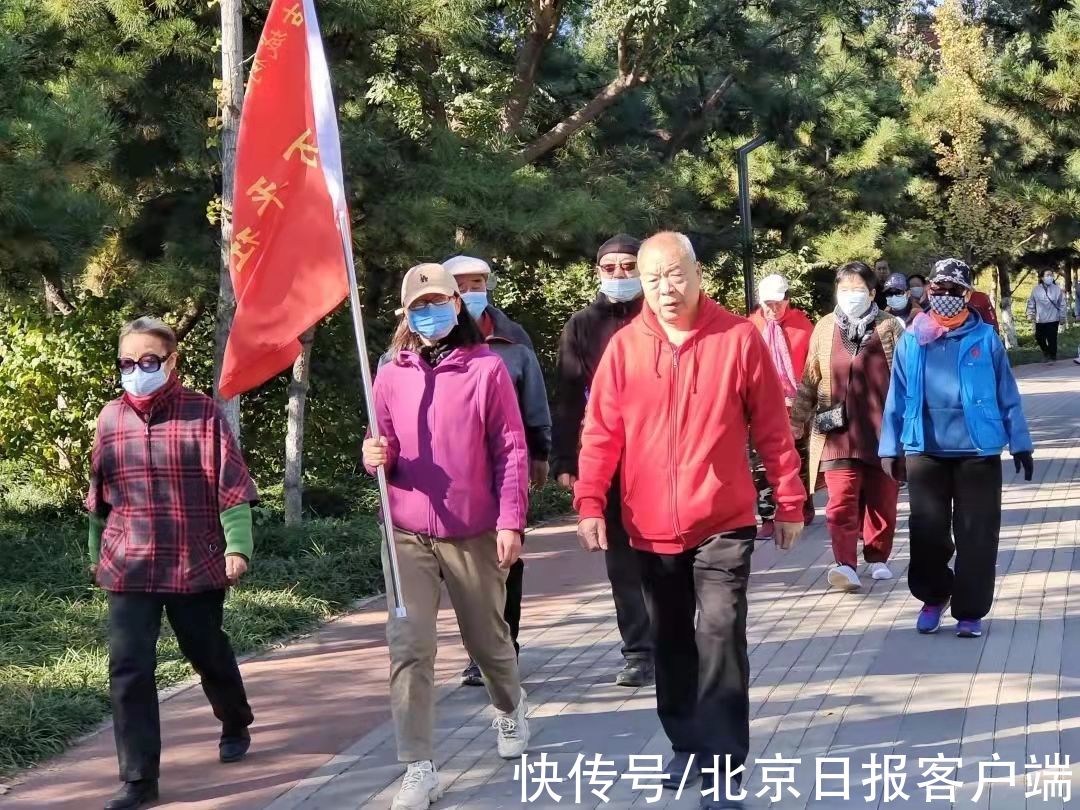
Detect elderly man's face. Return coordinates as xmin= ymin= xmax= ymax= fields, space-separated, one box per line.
xmin=762 ymin=299 xmax=789 ymax=321
xmin=639 ymin=240 xmax=701 ymax=325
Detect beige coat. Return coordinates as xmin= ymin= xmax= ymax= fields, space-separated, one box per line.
xmin=790 ymin=312 xmax=904 ymax=492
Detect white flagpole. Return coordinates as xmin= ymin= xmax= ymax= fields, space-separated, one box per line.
xmin=338 ymin=212 xmax=407 ymax=618
xmin=299 ymin=0 xmax=406 ymax=618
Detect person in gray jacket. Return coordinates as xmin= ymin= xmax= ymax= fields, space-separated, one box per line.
xmin=443 ymin=254 xmax=552 ymax=687
xmin=1026 ymin=269 xmax=1068 ymax=362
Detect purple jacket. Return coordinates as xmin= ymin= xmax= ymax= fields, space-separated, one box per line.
xmin=367 ymin=345 xmax=529 ymax=538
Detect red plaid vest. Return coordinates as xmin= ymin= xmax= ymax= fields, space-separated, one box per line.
xmin=86 ymin=383 xmax=258 ymax=593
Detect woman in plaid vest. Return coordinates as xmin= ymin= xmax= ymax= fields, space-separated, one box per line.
xmin=86 ymin=317 xmax=259 ymax=810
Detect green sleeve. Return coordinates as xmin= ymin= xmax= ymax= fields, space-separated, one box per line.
xmin=88 ymin=513 xmax=105 ymax=564
xmin=220 ymin=503 xmax=254 ymax=560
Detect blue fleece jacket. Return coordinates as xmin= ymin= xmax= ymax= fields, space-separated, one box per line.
xmin=879 ymin=312 xmax=1032 ymax=458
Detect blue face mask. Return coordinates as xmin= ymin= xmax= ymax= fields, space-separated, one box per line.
xmin=461 ymin=291 xmax=488 ymax=321
xmin=600 ymin=277 xmax=643 ymax=303
xmin=406 ymin=301 xmax=458 ymax=341
xmin=121 ymin=366 xmax=169 ymax=397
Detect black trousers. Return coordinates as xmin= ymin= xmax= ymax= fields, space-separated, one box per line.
xmin=108 ymin=590 xmax=253 ymax=782
xmin=751 ymin=436 xmax=810 ymax=520
xmin=604 ymin=480 xmax=652 ymax=662
xmin=637 ymin=529 xmax=755 ymax=769
xmin=906 ymin=455 xmax=1002 ymax=621
xmin=1034 ymin=321 xmax=1059 ymax=360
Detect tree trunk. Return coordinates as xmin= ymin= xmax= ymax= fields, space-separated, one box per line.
xmin=42 ymin=274 xmax=75 ymax=315
xmin=997 ymin=260 xmax=1018 ymax=350
xmin=175 ymin=296 xmax=208 ymax=342
xmin=500 ymin=0 xmax=565 ymax=136
xmin=284 ymin=327 xmax=315 ymax=525
xmin=214 ymin=0 xmax=243 ymax=439
xmin=514 ymin=72 xmax=644 ymax=166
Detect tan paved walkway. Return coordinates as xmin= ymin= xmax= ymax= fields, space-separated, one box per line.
xmin=4 ymin=362 xmax=1079 ymax=809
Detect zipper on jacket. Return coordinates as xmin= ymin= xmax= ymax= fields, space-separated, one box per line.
xmin=143 ymin=415 xmax=153 ymax=590
xmin=669 ymin=345 xmax=683 ymax=541
xmin=426 ymin=362 xmax=438 ymax=537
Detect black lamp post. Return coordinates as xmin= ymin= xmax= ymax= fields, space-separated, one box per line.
xmin=737 ymin=135 xmax=769 ymax=315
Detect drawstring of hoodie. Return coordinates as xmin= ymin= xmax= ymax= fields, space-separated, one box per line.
xmin=691 ymin=341 xmax=700 ymax=394
xmin=653 ymin=339 xmax=662 ymax=379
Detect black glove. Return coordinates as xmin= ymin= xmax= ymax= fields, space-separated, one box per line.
xmin=1013 ymin=451 xmax=1034 ymax=482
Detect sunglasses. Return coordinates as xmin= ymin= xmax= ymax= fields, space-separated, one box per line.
xmin=116 ymin=353 xmax=171 ymax=375
xmin=598 ymin=261 xmax=637 ymax=274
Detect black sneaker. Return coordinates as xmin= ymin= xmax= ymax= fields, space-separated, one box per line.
xmin=661 ymin=751 xmax=701 ymax=790
xmin=615 ymin=659 xmax=654 ymax=688
xmin=460 ymin=660 xmax=484 ymax=687
xmin=104 ymin=780 xmax=158 ymax=810
xmin=219 ymin=728 xmax=251 ymax=763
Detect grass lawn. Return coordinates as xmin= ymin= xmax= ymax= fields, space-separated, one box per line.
xmin=0 ymin=481 xmax=570 ymax=778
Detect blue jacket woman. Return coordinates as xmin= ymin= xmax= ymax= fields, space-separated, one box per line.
xmin=879 ymin=259 xmax=1033 ymax=640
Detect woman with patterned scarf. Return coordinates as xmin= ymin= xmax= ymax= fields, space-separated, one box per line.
xmin=791 ymin=262 xmax=905 ymax=593
xmin=879 ymin=259 xmax=1033 ymax=639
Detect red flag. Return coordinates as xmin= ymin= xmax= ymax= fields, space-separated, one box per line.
xmin=219 ymin=0 xmax=350 ymax=399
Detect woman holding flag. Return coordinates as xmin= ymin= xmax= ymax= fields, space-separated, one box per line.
xmin=363 ymin=262 xmax=532 ymax=810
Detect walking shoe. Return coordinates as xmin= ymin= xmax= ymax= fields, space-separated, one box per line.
xmin=392 ymin=761 xmax=442 ymax=810
xmin=916 ymin=601 xmax=949 ymax=634
xmin=700 ymin=796 xmax=744 ymax=809
xmin=803 ymin=501 xmax=816 ymax=526
xmin=615 ymin=659 xmax=654 ymax=687
xmin=756 ymin=520 xmax=775 ymax=541
xmin=867 ymin=562 xmax=893 ymax=581
xmin=104 ymin=780 xmax=158 ymax=810
xmin=827 ymin=564 xmax=861 ymax=592
xmin=957 ymin=619 xmax=983 ymax=638
xmin=493 ymin=689 xmax=530 ymax=759
xmin=661 ymin=751 xmax=701 ymax=790
xmin=219 ymin=728 xmax=251 ymax=763
xmin=460 ymin=659 xmax=483 ymax=687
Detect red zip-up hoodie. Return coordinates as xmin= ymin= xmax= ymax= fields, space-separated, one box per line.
xmin=573 ymin=295 xmax=805 ymax=554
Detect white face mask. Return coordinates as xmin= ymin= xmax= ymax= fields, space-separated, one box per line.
xmin=837 ymin=290 xmax=871 ymax=318
xmin=121 ymin=366 xmax=169 ymax=397
xmin=1044 ymin=274 xmax=1055 ymax=285
xmin=886 ymin=294 xmax=909 ymax=311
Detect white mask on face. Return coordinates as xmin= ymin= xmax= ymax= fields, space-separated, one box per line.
xmin=121 ymin=366 xmax=169 ymax=397
xmin=1044 ymin=274 xmax=1055 ymax=285
xmin=886 ymin=294 xmax=909 ymax=311
xmin=837 ymin=290 xmax=871 ymax=318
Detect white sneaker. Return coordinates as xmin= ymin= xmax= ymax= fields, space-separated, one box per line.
xmin=828 ymin=564 xmax=862 ymax=592
xmin=868 ymin=562 xmax=893 ymax=581
xmin=493 ymin=688 xmax=530 ymax=759
xmin=392 ymin=761 xmax=442 ymax=810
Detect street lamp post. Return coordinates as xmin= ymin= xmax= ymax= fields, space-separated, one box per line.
xmin=737 ymin=135 xmax=769 ymax=315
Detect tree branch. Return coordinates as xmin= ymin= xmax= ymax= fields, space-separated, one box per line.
xmin=413 ymin=40 xmax=448 ymax=130
xmin=500 ymin=0 xmax=566 ymax=135
xmin=664 ymin=73 xmax=735 ymax=160
xmin=174 ymin=296 xmax=209 ymax=342
xmin=514 ymin=18 xmax=647 ymax=167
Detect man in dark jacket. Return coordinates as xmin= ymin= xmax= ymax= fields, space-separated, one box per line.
xmin=551 ymin=234 xmax=654 ymax=687
xmin=444 ymin=255 xmax=552 ymax=687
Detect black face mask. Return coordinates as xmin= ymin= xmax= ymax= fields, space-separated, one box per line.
xmin=928 ymin=293 xmax=967 ymax=318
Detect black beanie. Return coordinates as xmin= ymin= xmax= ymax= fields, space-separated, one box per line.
xmin=596 ymin=234 xmax=642 ymax=264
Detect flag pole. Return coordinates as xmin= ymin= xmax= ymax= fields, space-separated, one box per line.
xmin=337 ymin=212 xmax=407 ymax=618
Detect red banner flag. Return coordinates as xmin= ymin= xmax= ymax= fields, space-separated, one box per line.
xmin=218 ymin=0 xmax=350 ymax=399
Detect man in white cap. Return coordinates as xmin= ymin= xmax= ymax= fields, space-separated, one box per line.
xmin=442 ymin=254 xmax=551 ymax=687
xmin=748 ymin=274 xmax=815 ymax=538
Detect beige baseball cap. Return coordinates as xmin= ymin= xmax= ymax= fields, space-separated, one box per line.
xmin=400 ymin=263 xmax=457 ymax=312
xmin=758 ymin=273 xmax=790 ymax=303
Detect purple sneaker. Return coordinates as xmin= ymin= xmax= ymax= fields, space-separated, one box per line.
xmin=956 ymin=619 xmax=983 ymax=638
xmin=916 ymin=602 xmax=948 ymax=634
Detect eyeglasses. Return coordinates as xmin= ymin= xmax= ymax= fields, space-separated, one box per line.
xmin=598 ymin=261 xmax=637 ymax=274
xmin=407 ymin=294 xmax=452 ymax=311
xmin=116 ymin=353 xmax=171 ymax=375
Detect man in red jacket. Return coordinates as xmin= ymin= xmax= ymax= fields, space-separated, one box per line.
xmin=575 ymin=232 xmax=805 ymax=809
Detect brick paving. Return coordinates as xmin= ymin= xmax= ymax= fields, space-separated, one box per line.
xmin=4 ymin=362 xmax=1079 ymax=810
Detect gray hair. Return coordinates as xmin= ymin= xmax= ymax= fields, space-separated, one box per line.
xmin=640 ymin=231 xmax=697 ymax=264
xmin=119 ymin=316 xmax=177 ymax=353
